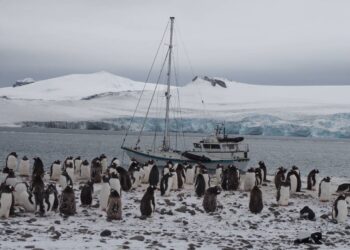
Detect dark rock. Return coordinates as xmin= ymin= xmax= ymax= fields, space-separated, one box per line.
xmin=22 ymin=233 xmax=33 ymax=238
xmin=100 ymin=230 xmax=112 ymax=237
xmin=130 ymin=235 xmax=145 ymax=241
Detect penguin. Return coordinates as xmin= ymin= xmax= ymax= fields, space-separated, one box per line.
xmin=140 ymin=185 xmax=157 ymax=217
xmin=149 ymin=164 xmax=160 ymax=187
xmin=294 ymin=232 xmax=323 ymax=245
xmin=162 ymin=164 xmax=170 ymax=177
xmin=1 ymin=166 xmax=10 ymax=183
xmin=201 ymin=168 xmax=210 ymax=190
xmin=195 ymin=173 xmax=206 ymax=197
xmin=18 ymin=156 xmax=30 ymax=177
xmin=336 ymin=183 xmax=350 ymax=193
xmin=80 ymin=180 xmax=94 ymax=206
xmin=128 ymin=163 xmax=141 ymax=189
xmin=170 ymin=167 xmax=178 ymax=190
xmin=277 ymin=181 xmax=290 ymax=206
xmin=175 ymin=164 xmax=186 ymax=189
xmin=244 ymin=168 xmax=256 ymax=191
xmin=59 ymin=170 xmax=73 ymax=190
xmin=32 ymin=157 xmax=45 ymax=178
xmin=63 ymin=156 xmax=74 ymax=170
xmin=258 ymin=161 xmax=268 ymax=182
xmin=222 ymin=165 xmax=240 ymax=191
xmin=185 ymin=164 xmax=195 ymax=185
xmin=5 ymin=169 xmax=17 ymax=187
xmin=44 ymin=183 xmax=59 ymax=212
xmin=108 ymin=163 xmax=119 ymax=176
xmin=50 ymin=160 xmax=62 ymax=181
xmin=116 ymin=166 xmax=132 ymax=191
xmin=215 ymin=164 xmax=224 ymax=186
xmin=274 ymin=167 xmax=286 ymax=190
xmin=14 ymin=182 xmax=30 ymax=205
xmin=318 ymin=177 xmax=331 ymax=202
xmin=287 ymin=169 xmax=301 ymax=194
xmin=74 ymin=156 xmax=82 ymax=175
xmin=0 ymin=185 xmax=14 ymax=218
xmin=106 ymin=189 xmax=122 ymax=221
xmin=203 ymin=186 xmax=221 ymax=213
xmin=17 ymin=183 xmax=35 ymax=212
xmin=307 ymin=169 xmax=319 ymax=191
xmin=332 ymin=194 xmax=348 ymax=223
xmin=292 ymin=165 xmax=300 ymax=176
xmin=91 ymin=157 xmax=102 ymax=183
xmin=249 ymin=185 xmax=263 ymax=214
xmin=100 ymin=175 xmax=111 ymax=211
xmin=59 ymin=185 xmax=76 ymax=216
xmin=65 ymin=162 xmax=75 ymax=184
xmin=160 ymin=172 xmax=173 ymax=196
xmin=300 ymin=206 xmax=316 ymax=221
xmin=80 ymin=160 xmax=91 ymax=180
xmin=31 ymin=174 xmax=45 ymax=216
xmin=111 ymin=157 xmax=121 ymax=166
xmin=100 ymin=154 xmax=108 ymax=173
xmin=109 ymin=172 xmax=122 ymax=197
xmin=6 ymin=152 xmax=18 ymax=171
xmin=255 ymin=168 xmax=263 ymax=186
xmin=142 ymin=161 xmax=152 ymax=183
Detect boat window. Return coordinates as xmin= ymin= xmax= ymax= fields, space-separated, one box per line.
xmin=211 ymin=144 xmax=221 ymax=149
xmin=194 ymin=143 xmax=201 ymax=149
xmin=203 ymin=144 xmax=210 ymax=149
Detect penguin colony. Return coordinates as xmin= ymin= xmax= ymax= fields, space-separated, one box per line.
xmin=0 ymin=153 xmax=349 ymax=233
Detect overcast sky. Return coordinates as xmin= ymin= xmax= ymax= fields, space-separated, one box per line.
xmin=1 ymin=0 xmax=350 ymax=87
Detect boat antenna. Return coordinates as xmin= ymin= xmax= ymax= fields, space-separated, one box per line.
xmin=162 ymin=16 xmax=175 ymax=151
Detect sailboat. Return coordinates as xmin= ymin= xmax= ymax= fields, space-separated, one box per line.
xmin=121 ymin=17 xmax=250 ymax=171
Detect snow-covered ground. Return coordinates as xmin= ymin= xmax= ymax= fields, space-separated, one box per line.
xmin=0 ymin=170 xmax=349 ymax=250
xmin=1 ymin=71 xmax=350 ymax=138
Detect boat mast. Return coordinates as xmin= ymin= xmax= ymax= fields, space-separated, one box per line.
xmin=163 ymin=16 xmax=174 ymax=151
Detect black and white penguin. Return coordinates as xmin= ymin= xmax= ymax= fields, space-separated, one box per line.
xmin=149 ymin=164 xmax=160 ymax=187
xmin=202 ymin=168 xmax=211 ymax=190
xmin=142 ymin=160 xmax=153 ymax=183
xmin=244 ymin=168 xmax=256 ymax=191
xmin=160 ymin=172 xmax=173 ymax=196
xmin=175 ymin=164 xmax=186 ymax=190
xmin=111 ymin=157 xmax=121 ymax=166
xmin=109 ymin=162 xmax=119 ymax=176
xmin=6 ymin=152 xmax=18 ymax=171
xmin=63 ymin=156 xmax=74 ymax=170
xmin=249 ymin=185 xmax=263 ymax=214
xmin=59 ymin=185 xmax=76 ymax=216
xmin=100 ymin=175 xmax=111 ymax=211
xmin=274 ymin=167 xmax=287 ymax=190
xmin=80 ymin=180 xmax=94 ymax=206
xmin=50 ymin=160 xmax=62 ymax=181
xmin=287 ymin=169 xmax=301 ymax=193
xmin=185 ymin=164 xmax=195 ymax=185
xmin=222 ymin=165 xmax=240 ymax=191
xmin=44 ymin=183 xmax=59 ymax=213
xmin=116 ymin=166 xmax=132 ymax=191
xmin=16 ymin=182 xmax=35 ymax=212
xmin=294 ymin=232 xmax=323 ymax=245
xmin=32 ymin=157 xmax=45 ymax=178
xmin=300 ymin=206 xmax=316 ymax=221
xmin=65 ymin=161 xmax=75 ymax=184
xmin=59 ymin=170 xmax=73 ymax=190
xmin=109 ymin=172 xmax=122 ymax=197
xmin=292 ymin=165 xmax=300 ymax=176
xmin=162 ymin=163 xmax=170 ymax=177
xmin=255 ymin=168 xmax=263 ymax=186
xmin=277 ymin=180 xmax=290 ymax=206
xmin=332 ymin=194 xmax=348 ymax=223
xmin=106 ymin=189 xmax=122 ymax=221
xmin=5 ymin=169 xmax=17 ymax=187
xmin=80 ymin=160 xmax=91 ymax=180
xmin=307 ymin=169 xmax=319 ymax=191
xmin=140 ymin=185 xmax=157 ymax=217
xmin=258 ymin=161 xmax=268 ymax=182
xmin=203 ymin=186 xmax=221 ymax=213
xmin=1 ymin=165 xmax=10 ymax=183
xmin=336 ymin=183 xmax=350 ymax=193
xmin=18 ymin=156 xmax=30 ymax=177
xmin=0 ymin=185 xmax=15 ymax=218
xmin=100 ymin=154 xmax=108 ymax=173
xmin=319 ymin=177 xmax=331 ymax=202
xmin=128 ymin=163 xmax=142 ymax=189
xmin=91 ymin=157 xmax=102 ymax=183
xmin=14 ymin=182 xmax=29 ymax=205
xmin=74 ymin=156 xmax=82 ymax=175
xmin=215 ymin=164 xmax=224 ymax=186
xmin=195 ymin=173 xmax=206 ymax=197
xmin=31 ymin=174 xmax=45 ymax=216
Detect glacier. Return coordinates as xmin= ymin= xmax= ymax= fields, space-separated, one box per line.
xmin=0 ymin=71 xmax=350 ymax=139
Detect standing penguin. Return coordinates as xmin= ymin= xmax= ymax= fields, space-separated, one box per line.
xmin=106 ymin=189 xmax=122 ymax=220
xmin=160 ymin=172 xmax=173 ymax=196
xmin=109 ymin=172 xmax=122 ymax=197
xmin=74 ymin=156 xmax=82 ymax=175
xmin=65 ymin=162 xmax=75 ymax=184
xmin=111 ymin=157 xmax=121 ymax=166
xmin=14 ymin=182 xmax=29 ymax=205
xmin=80 ymin=160 xmax=91 ymax=180
xmin=6 ymin=152 xmax=18 ymax=171
xmin=319 ymin=177 xmax=331 ymax=202
xmin=100 ymin=154 xmax=108 ymax=173
xmin=307 ymin=169 xmax=319 ymax=191
xmin=59 ymin=170 xmax=73 ymax=190
xmin=91 ymin=157 xmax=102 ymax=183
xmin=195 ymin=173 xmax=206 ymax=197
xmin=332 ymin=194 xmax=348 ymax=223
xmin=100 ymin=175 xmax=111 ymax=211
xmin=244 ymin=168 xmax=256 ymax=191
xmin=185 ymin=164 xmax=195 ymax=185
xmin=222 ymin=165 xmax=240 ymax=191
xmin=215 ymin=164 xmax=224 ymax=186
xmin=140 ymin=185 xmax=157 ymax=217
xmin=277 ymin=181 xmax=290 ymax=206
xmin=116 ymin=167 xmax=132 ymax=191
xmin=287 ymin=169 xmax=301 ymax=194
xmin=32 ymin=157 xmax=45 ymax=178
xmin=109 ymin=163 xmax=119 ymax=176
xmin=18 ymin=156 xmax=30 ymax=177
xmin=274 ymin=167 xmax=286 ymax=189
xmin=17 ymin=183 xmax=35 ymax=212
xmin=258 ymin=161 xmax=268 ymax=182
xmin=50 ymin=160 xmax=62 ymax=181
xmin=203 ymin=186 xmax=221 ymax=213
xmin=44 ymin=183 xmax=59 ymax=213
xmin=141 ymin=161 xmax=152 ymax=183
xmin=5 ymin=169 xmax=17 ymax=187
xmin=129 ymin=164 xmax=142 ymax=189
xmin=0 ymin=185 xmax=15 ymax=218
xmin=64 ymin=156 xmax=74 ymax=170
xmin=149 ymin=164 xmax=160 ymax=187
xmin=249 ymin=186 xmax=263 ymax=214
xmin=255 ymin=168 xmax=263 ymax=186
xmin=175 ymin=164 xmax=186 ymax=189
xmin=31 ymin=174 xmax=45 ymax=216
xmin=80 ymin=180 xmax=94 ymax=206
xmin=59 ymin=185 xmax=76 ymax=216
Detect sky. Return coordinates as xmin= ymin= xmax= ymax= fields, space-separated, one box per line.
xmin=1 ymin=0 xmax=350 ymax=87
